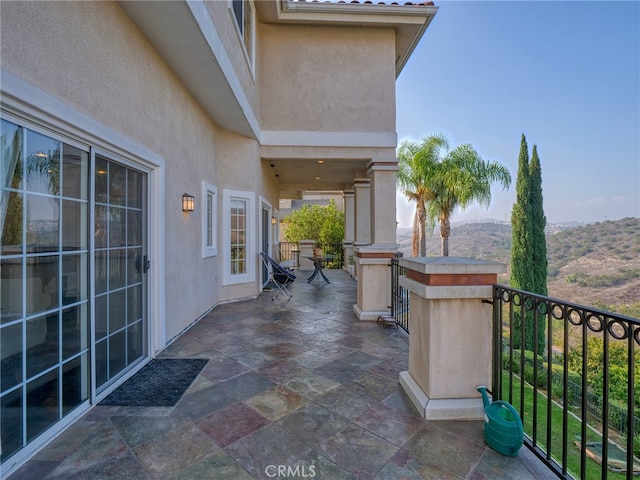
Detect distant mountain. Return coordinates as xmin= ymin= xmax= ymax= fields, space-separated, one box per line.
xmin=397 ymin=217 xmax=640 ymax=313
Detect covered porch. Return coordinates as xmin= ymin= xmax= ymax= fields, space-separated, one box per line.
xmin=8 ymin=270 xmax=554 ymax=479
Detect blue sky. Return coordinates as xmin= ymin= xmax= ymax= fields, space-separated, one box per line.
xmin=395 ymin=0 xmax=640 ymax=228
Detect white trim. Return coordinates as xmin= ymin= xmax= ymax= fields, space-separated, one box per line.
xmin=259 ymin=196 xmax=273 ymax=282
xmin=187 ymin=1 xmax=260 ymax=137
xmin=0 ymin=70 xmax=164 ymax=170
xmin=201 ymin=181 xmax=218 ymax=258
xmin=228 ymin=0 xmax=256 ymax=78
xmin=222 ymin=189 xmax=255 ymax=286
xmin=0 ymin=70 xmax=167 ymax=371
xmin=260 ymin=130 xmax=397 ymax=148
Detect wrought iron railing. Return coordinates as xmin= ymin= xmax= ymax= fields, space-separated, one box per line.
xmin=320 ymin=243 xmax=344 ymax=270
xmin=493 ymin=285 xmax=639 ymax=480
xmin=277 ymin=242 xmax=344 ymax=270
xmin=278 ymin=242 xmax=299 ymax=267
xmin=391 ymin=253 xmax=409 ymax=333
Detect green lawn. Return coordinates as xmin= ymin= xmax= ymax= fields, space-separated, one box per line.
xmin=501 ymin=372 xmax=632 ymax=480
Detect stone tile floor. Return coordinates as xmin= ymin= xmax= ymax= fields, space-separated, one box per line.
xmin=7 ymin=270 xmax=557 ymax=479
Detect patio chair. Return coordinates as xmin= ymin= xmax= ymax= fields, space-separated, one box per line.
xmin=260 ymin=252 xmax=296 ymax=302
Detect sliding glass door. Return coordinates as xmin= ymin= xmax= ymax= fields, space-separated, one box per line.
xmin=1 ymin=120 xmax=90 ymax=461
xmin=0 ymin=119 xmax=149 ymax=463
xmin=93 ymin=154 xmax=147 ymax=392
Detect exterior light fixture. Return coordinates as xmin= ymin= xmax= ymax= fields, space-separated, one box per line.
xmin=182 ymin=193 xmax=195 ymax=212
xmin=271 ymin=216 xmax=277 ymax=225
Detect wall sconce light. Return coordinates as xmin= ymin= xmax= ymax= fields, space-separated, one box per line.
xmin=271 ymin=216 xmax=277 ymax=225
xmin=182 ymin=193 xmax=195 ymax=212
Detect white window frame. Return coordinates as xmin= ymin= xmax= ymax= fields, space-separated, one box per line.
xmin=201 ymin=181 xmax=218 ymax=258
xmin=229 ymin=0 xmax=255 ymax=73
xmin=222 ymin=188 xmax=255 ymax=285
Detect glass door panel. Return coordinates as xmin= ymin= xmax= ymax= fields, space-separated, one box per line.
xmin=94 ymin=154 xmax=146 ymax=392
xmin=1 ymin=120 xmax=90 ymax=461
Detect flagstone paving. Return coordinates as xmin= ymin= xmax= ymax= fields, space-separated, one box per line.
xmin=7 ymin=270 xmax=557 ymax=480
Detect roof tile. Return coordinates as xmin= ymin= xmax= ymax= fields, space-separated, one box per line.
xmin=294 ymin=0 xmax=435 ymax=6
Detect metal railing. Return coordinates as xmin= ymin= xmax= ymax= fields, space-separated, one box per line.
xmin=391 ymin=253 xmax=409 ymax=333
xmin=493 ymin=285 xmax=639 ymax=480
xmin=277 ymin=242 xmax=344 ymax=270
xmin=320 ymin=243 xmax=344 ymax=270
xmin=278 ymin=242 xmax=299 ymax=267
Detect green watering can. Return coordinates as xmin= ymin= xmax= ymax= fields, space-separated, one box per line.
xmin=476 ymin=386 xmax=524 ymax=457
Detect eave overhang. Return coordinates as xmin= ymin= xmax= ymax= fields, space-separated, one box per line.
xmin=256 ymin=0 xmax=438 ymax=77
xmin=118 ymin=1 xmax=260 ymax=139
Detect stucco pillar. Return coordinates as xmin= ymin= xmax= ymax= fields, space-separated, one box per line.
xmin=398 ymin=257 xmax=506 ymax=420
xmin=342 ymin=190 xmax=355 ymax=276
xmin=352 ymin=245 xmax=396 ymax=321
xmin=298 ymin=240 xmax=315 ymax=271
xmin=353 ymin=178 xmax=370 ymax=247
xmin=351 ymin=162 xmax=399 ymax=321
xmin=368 ymin=160 xmax=398 ymax=246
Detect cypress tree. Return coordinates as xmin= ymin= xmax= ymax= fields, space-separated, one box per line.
xmin=510 ymin=134 xmax=534 ymax=350
xmin=529 ymin=144 xmax=547 ymax=351
xmin=529 ymin=145 xmax=547 ymax=295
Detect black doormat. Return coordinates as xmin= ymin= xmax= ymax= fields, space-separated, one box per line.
xmin=99 ymin=358 xmax=208 ymax=407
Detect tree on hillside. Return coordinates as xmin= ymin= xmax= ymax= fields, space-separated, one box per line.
xmin=397 ymin=134 xmax=449 ymax=256
xmin=425 ymin=144 xmax=512 ymax=256
xmin=510 ymin=134 xmax=547 ymax=352
xmin=530 ymin=144 xmax=548 ymax=297
xmin=283 ymin=200 xmax=344 ymax=247
xmin=398 ymin=133 xmax=511 ymax=257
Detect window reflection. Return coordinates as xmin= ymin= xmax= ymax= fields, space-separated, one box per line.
xmin=25 ymin=313 xmax=58 ymax=379
xmin=26 ymin=369 xmax=58 ymax=441
xmin=62 ymin=200 xmax=87 ymax=251
xmin=1 ymin=257 xmax=23 ymax=323
xmin=26 ymin=194 xmax=59 ymax=253
xmin=1 ymin=120 xmax=90 ymax=464
xmin=62 ymin=145 xmax=88 ymax=200
xmin=25 ymin=255 xmax=58 ymax=315
xmin=25 ymin=130 xmax=60 ymax=196
xmin=1 ymin=191 xmax=23 ymax=255
xmin=1 ymin=389 xmax=22 ymax=461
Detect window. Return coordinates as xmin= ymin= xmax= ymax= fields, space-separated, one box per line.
xmin=230 ymin=0 xmax=254 ymax=65
xmin=201 ymin=181 xmax=217 ymax=258
xmin=0 ymin=119 xmax=90 ymax=460
xmin=222 ymin=189 xmax=254 ymax=285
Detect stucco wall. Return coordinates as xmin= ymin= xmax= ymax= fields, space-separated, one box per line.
xmin=205 ymin=0 xmax=259 ymax=123
xmin=259 ymin=23 xmax=396 ymax=133
xmin=0 ymin=1 xmax=268 ymax=342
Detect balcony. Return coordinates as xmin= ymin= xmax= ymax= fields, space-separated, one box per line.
xmin=6 ymin=269 xmax=554 ymax=480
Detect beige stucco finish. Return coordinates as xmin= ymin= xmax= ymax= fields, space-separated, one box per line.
xmin=399 ymin=257 xmax=507 ymax=420
xmin=259 ymin=24 xmax=396 ymax=133
xmin=0 ymin=1 xmax=268 ymax=340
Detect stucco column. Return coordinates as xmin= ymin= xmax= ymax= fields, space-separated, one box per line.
xmin=342 ymin=190 xmax=355 ymax=276
xmin=298 ymin=240 xmax=315 ymax=271
xmin=398 ymin=257 xmax=506 ymax=420
xmin=368 ymin=160 xmax=398 ymax=246
xmin=353 ymin=178 xmax=371 ymax=246
xmin=352 ymin=245 xmax=396 ymax=321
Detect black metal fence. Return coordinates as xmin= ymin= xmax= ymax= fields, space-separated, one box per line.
xmin=277 ymin=242 xmax=343 ymax=270
xmin=391 ymin=253 xmax=409 ymax=333
xmin=278 ymin=242 xmax=299 ymax=267
xmin=493 ymin=285 xmax=639 ymax=480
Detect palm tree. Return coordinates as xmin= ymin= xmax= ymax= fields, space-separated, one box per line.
xmin=426 ymin=143 xmax=512 ymax=256
xmin=397 ymin=133 xmax=449 ymax=256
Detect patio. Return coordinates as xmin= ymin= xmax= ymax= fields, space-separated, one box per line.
xmin=7 ymin=270 xmax=556 ymax=480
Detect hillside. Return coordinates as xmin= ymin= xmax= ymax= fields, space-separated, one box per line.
xmin=397 ymin=217 xmax=640 ymax=314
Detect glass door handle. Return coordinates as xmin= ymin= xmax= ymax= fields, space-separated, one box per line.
xmin=143 ymin=255 xmax=150 ymax=274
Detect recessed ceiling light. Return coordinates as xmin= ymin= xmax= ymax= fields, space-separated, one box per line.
xmin=315 ymin=176 xmax=320 ymax=180
xmin=317 ymin=160 xmax=324 ymax=164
